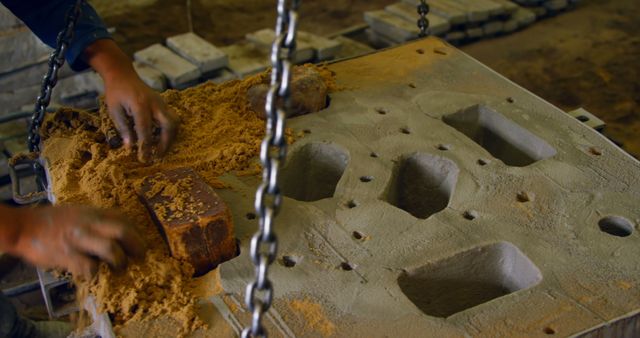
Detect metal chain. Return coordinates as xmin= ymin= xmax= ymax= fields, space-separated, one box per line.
xmin=28 ymin=0 xmax=84 ymax=153
xmin=417 ymin=0 xmax=430 ymax=38
xmin=242 ymin=0 xmax=300 ymax=337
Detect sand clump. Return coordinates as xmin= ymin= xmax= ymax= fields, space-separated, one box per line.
xmin=39 ymin=65 xmax=335 ymax=335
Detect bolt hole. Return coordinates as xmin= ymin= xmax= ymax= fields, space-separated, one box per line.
xmin=246 ymin=213 xmax=256 ymax=220
xmin=543 ymin=327 xmax=556 ymax=335
xmin=360 ymin=176 xmax=374 ymax=183
xmin=375 ymin=108 xmax=387 ymax=115
xmin=433 ymin=48 xmax=447 ymax=55
xmin=340 ymin=262 xmax=354 ymax=271
xmin=401 ymin=127 xmax=411 ymax=134
xmin=506 ymin=97 xmax=515 ymax=103
xmin=589 ymin=147 xmax=602 ymax=156
xmin=346 ymin=200 xmax=358 ymax=209
xmin=576 ymin=115 xmax=590 ymax=122
xmin=463 ymin=210 xmax=478 ymax=220
xmin=517 ymin=191 xmax=534 ymax=203
xmin=408 ymin=83 xmax=417 ymax=88
xmin=416 ymin=48 xmax=425 ymax=54
xmin=598 ymin=216 xmax=634 ymax=237
xmin=352 ymin=231 xmax=365 ymax=240
xmin=437 ymin=144 xmax=451 ymax=151
xmin=281 ymin=256 xmax=298 ymax=268
xmin=478 ymin=159 xmax=490 ymax=166
xmin=303 ymin=129 xmax=312 ymax=134
xmin=370 ymin=152 xmax=379 ymax=158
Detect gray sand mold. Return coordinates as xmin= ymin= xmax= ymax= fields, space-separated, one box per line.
xmin=211 ymin=38 xmax=640 ymax=337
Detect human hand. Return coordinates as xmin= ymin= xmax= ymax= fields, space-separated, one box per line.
xmin=12 ymin=206 xmax=146 ymax=278
xmin=85 ymin=39 xmax=179 ymax=163
xmin=104 ymin=73 xmax=178 ymax=163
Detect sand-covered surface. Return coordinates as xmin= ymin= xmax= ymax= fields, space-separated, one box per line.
xmin=41 ymin=66 xmax=335 ymax=336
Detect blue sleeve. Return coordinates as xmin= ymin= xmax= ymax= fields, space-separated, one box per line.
xmin=1 ymin=0 xmax=112 ymax=71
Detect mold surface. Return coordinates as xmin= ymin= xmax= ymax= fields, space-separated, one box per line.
xmin=280 ymin=142 xmax=349 ymax=202
xmin=384 ymin=153 xmax=458 ymax=219
xmin=398 ymin=242 xmax=543 ymax=318
xmin=443 ymin=104 xmax=556 ymax=166
xmin=214 ymin=40 xmax=640 ymax=337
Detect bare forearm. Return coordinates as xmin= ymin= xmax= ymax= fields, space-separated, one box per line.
xmin=83 ymin=39 xmax=138 ymax=83
xmin=0 ymin=205 xmax=24 ymax=254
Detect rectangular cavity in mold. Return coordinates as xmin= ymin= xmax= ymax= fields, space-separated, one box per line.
xmin=280 ymin=142 xmax=349 ymax=202
xmin=398 ymin=242 xmax=542 ymax=318
xmin=384 ymin=153 xmax=459 ymax=219
xmin=443 ymin=104 xmax=556 ymax=166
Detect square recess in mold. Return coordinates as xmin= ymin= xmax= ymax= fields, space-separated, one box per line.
xmin=443 ymin=105 xmax=556 ymax=166
xmin=384 ymin=153 xmax=459 ymax=219
xmin=280 ymin=142 xmax=349 ymax=202
xmin=398 ymin=242 xmax=542 ymax=318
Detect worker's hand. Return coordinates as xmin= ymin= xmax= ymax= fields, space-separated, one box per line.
xmin=84 ymin=39 xmax=179 ymax=163
xmin=103 ymin=73 xmax=178 ymax=163
xmin=12 ymin=206 xmax=146 ymax=278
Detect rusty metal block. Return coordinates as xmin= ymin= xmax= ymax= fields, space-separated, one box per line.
xmin=137 ymin=167 xmax=238 ymax=276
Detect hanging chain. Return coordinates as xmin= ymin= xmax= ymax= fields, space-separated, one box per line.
xmin=28 ymin=0 xmax=84 ymax=153
xmin=417 ymin=0 xmax=430 ymax=38
xmin=242 ymin=0 xmax=300 ymax=337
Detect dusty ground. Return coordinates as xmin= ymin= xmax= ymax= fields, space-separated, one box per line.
xmin=462 ymin=0 xmax=640 ymax=158
xmin=91 ymin=0 xmax=639 ymax=158
xmin=91 ymin=0 xmax=397 ymax=53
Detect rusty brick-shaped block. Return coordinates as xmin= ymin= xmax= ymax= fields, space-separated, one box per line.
xmin=137 ymin=168 xmax=238 ymax=276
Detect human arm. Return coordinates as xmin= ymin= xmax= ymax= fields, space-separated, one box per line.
xmin=2 ymin=0 xmax=178 ymax=162
xmin=0 ymin=204 xmax=145 ymax=278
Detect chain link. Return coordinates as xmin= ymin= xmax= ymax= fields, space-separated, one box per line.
xmin=28 ymin=0 xmax=84 ymax=153
xmin=417 ymin=0 xmax=430 ymax=38
xmin=242 ymin=1 xmax=300 ymax=337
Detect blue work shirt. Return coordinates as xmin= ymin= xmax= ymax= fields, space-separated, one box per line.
xmin=2 ymin=0 xmax=111 ymax=71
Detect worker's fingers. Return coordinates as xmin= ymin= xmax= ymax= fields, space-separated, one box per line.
xmin=129 ymin=104 xmax=153 ymax=163
xmin=107 ymin=104 xmax=133 ymax=149
xmin=68 ymin=226 xmax=128 ymax=269
xmin=66 ymin=250 xmax=99 ymax=278
xmin=153 ymin=103 xmax=178 ymax=156
xmin=88 ymin=215 xmax=146 ymax=259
